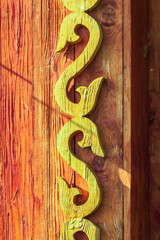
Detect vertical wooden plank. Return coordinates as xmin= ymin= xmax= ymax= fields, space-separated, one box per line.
xmin=0 ymin=0 xmax=133 ymax=239
xmin=131 ymin=0 xmax=150 ymax=239
xmin=0 ymin=1 xmax=4 ymax=239
xmin=0 ymin=0 xmax=33 ymax=239
xmin=0 ymin=0 xmax=75 ymax=239
xmin=32 ymin=0 xmax=51 ymax=238
xmin=73 ymin=0 xmax=131 ymax=239
xmin=149 ymin=1 xmax=160 ymax=239
xmin=32 ymin=0 xmax=73 ymax=238
xmin=49 ymin=0 xmax=75 ymax=239
xmin=123 ymin=1 xmax=131 ymax=239
xmin=32 ymin=0 xmax=44 ymax=238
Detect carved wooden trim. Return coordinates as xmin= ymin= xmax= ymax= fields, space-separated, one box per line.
xmin=54 ymin=0 xmax=105 ymax=239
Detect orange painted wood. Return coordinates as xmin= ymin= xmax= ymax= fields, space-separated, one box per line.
xmin=32 ymin=0 xmax=74 ymax=239
xmin=149 ymin=1 xmax=160 ymax=239
xmin=0 ymin=0 xmax=73 ymax=239
xmin=0 ymin=0 xmax=33 ymax=239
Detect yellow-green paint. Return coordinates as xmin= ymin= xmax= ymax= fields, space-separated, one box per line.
xmin=61 ymin=0 xmax=101 ymax=12
xmin=54 ymin=0 xmax=104 ymax=239
xmin=60 ymin=218 xmax=100 ymax=240
xmin=55 ymin=12 xmax=104 ymax=117
xmin=57 ymin=116 xmax=104 ymax=219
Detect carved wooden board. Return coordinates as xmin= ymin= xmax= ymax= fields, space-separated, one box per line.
xmin=54 ymin=0 xmax=105 ymax=238
xmin=0 ymin=0 xmax=131 ymax=239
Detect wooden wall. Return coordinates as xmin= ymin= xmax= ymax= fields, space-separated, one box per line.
xmin=149 ymin=0 xmax=160 ymax=239
xmin=0 ymin=0 xmax=158 ymax=239
xmin=131 ymin=1 xmax=150 ymax=240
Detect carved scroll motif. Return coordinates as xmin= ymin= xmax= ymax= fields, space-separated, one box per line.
xmin=54 ymin=0 xmax=105 ymax=239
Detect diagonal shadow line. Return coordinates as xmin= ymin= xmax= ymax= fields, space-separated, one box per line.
xmin=0 ymin=66 xmax=129 ymax=188
xmin=32 ymin=96 xmax=67 ymax=116
xmin=0 ymin=63 xmax=99 ymax=137
xmin=0 ymin=65 xmax=106 ymax=163
xmin=32 ymin=96 xmax=98 ymax=137
xmin=0 ymin=63 xmax=32 ymax=84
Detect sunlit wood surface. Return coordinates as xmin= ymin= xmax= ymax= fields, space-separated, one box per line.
xmin=0 ymin=0 xmax=132 ymax=239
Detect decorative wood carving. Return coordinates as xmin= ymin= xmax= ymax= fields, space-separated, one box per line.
xmin=54 ymin=0 xmax=105 ymax=239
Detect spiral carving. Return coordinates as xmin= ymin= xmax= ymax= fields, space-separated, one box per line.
xmin=54 ymin=0 xmax=104 ymax=239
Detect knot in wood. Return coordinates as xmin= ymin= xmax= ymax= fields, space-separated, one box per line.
xmin=100 ymin=7 xmax=116 ymax=26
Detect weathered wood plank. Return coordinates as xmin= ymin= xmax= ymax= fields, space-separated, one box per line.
xmin=131 ymin=0 xmax=149 ymax=239
xmin=50 ymin=0 xmax=75 ymax=239
xmin=123 ymin=1 xmax=131 ymax=240
xmin=149 ymin=1 xmax=160 ymax=239
xmin=74 ymin=0 xmax=131 ymax=239
xmin=0 ymin=0 xmax=133 ymax=239
xmin=0 ymin=0 xmax=33 ymax=239
xmin=54 ymin=1 xmax=108 ymax=239
xmin=32 ymin=0 xmax=51 ymax=238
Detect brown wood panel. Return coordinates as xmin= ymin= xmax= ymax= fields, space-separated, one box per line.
xmin=131 ymin=0 xmax=150 ymax=240
xmin=74 ymin=0 xmax=131 ymax=239
xmin=149 ymin=0 xmax=160 ymax=239
xmin=0 ymin=0 xmax=132 ymax=239
xmin=123 ymin=2 xmax=131 ymax=240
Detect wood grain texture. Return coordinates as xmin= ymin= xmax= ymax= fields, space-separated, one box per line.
xmin=55 ymin=10 xmax=104 ymax=116
xmin=0 ymin=0 xmax=33 ymax=239
xmin=55 ymin=1 xmax=106 ymax=238
xmin=131 ymin=0 xmax=150 ymax=239
xmin=0 ymin=0 xmax=73 ymax=239
xmin=123 ymin=1 xmax=131 ymax=239
xmin=149 ymin=0 xmax=160 ymax=239
xmin=60 ymin=218 xmax=100 ymax=240
xmin=0 ymin=0 xmax=132 ymax=239
xmin=57 ymin=116 xmax=104 ymax=219
xmin=74 ymin=0 xmax=131 ymax=239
